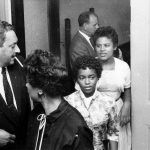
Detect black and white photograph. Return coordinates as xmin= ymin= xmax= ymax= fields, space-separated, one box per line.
xmin=0 ymin=0 xmax=149 ymax=150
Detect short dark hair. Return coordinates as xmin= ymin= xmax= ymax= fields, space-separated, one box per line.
xmin=24 ymin=49 xmax=68 ymax=97
xmin=93 ymin=26 xmax=118 ymax=47
xmin=78 ymin=11 xmax=98 ymax=27
xmin=0 ymin=21 xmax=14 ymax=47
xmin=73 ymin=55 xmax=102 ymax=81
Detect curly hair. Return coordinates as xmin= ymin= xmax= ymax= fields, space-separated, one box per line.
xmin=24 ymin=49 xmax=68 ymax=97
xmin=0 ymin=21 xmax=14 ymax=47
xmin=93 ymin=26 xmax=118 ymax=47
xmin=73 ymin=55 xmax=102 ymax=81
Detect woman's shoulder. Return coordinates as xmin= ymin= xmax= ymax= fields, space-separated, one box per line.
xmin=61 ymin=103 xmax=93 ymax=149
xmin=96 ymin=92 xmax=116 ymax=105
xmin=64 ymin=91 xmax=80 ymax=104
xmin=114 ymin=57 xmax=130 ymax=70
xmin=64 ymin=100 xmax=88 ymax=128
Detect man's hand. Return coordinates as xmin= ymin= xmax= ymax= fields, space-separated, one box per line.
xmin=0 ymin=129 xmax=16 ymax=147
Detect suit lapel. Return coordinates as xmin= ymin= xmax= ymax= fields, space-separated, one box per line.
xmin=7 ymin=61 xmax=23 ymax=113
xmin=78 ymin=31 xmax=97 ymax=56
xmin=0 ymin=94 xmax=19 ymax=127
xmin=78 ymin=31 xmax=92 ymax=46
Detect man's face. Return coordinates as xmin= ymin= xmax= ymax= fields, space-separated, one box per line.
xmin=0 ymin=30 xmax=20 ymax=67
xmin=85 ymin=14 xmax=99 ymax=36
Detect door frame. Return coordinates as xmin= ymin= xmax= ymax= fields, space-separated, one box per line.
xmin=48 ymin=0 xmax=60 ymax=56
xmin=11 ymin=0 xmax=26 ymax=58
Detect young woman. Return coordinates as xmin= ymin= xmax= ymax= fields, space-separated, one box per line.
xmin=24 ymin=49 xmax=94 ymax=150
xmin=65 ymin=55 xmax=118 ymax=150
xmin=94 ymin=26 xmax=131 ymax=150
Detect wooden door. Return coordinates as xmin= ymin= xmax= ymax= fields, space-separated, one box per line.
xmin=131 ymin=0 xmax=150 ymax=149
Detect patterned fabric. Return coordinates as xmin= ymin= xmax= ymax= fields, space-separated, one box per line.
xmin=65 ymin=87 xmax=118 ymax=150
xmin=97 ymin=58 xmax=131 ymax=150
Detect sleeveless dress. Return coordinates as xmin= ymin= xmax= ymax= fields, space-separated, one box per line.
xmin=97 ymin=58 xmax=131 ymax=150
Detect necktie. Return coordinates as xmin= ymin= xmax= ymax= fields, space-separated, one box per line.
xmin=2 ymin=67 xmax=14 ymax=107
xmin=90 ymin=37 xmax=95 ymax=48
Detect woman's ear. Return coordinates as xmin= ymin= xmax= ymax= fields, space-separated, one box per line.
xmin=38 ymin=89 xmax=43 ymax=97
xmin=114 ymin=46 xmax=117 ymax=51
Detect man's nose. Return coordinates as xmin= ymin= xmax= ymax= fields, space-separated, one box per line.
xmin=15 ymin=45 xmax=20 ymax=53
xmin=96 ymin=24 xmax=99 ymax=29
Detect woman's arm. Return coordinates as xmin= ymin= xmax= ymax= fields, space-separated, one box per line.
xmin=119 ymin=88 xmax=131 ymax=127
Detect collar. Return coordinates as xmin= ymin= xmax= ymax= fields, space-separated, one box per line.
xmin=0 ymin=67 xmax=8 ymax=73
xmin=79 ymin=87 xmax=99 ymax=101
xmin=79 ymin=30 xmax=90 ymax=40
xmin=75 ymin=83 xmax=99 ymax=109
xmin=46 ymin=98 xmax=68 ymax=124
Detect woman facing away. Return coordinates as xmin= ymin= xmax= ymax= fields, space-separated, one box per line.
xmin=93 ymin=26 xmax=131 ymax=150
xmin=24 ymin=49 xmax=94 ymax=150
xmin=65 ymin=55 xmax=118 ymax=150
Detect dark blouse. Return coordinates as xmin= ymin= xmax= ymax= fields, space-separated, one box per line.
xmin=25 ymin=98 xmax=94 ymax=150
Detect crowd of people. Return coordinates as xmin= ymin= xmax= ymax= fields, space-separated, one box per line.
xmin=0 ymin=9 xmax=131 ymax=150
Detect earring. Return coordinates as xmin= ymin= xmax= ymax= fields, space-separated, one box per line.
xmin=38 ymin=91 xmax=43 ymax=97
xmin=38 ymin=93 xmax=41 ymax=97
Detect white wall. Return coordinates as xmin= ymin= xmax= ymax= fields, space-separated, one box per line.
xmin=24 ymin=0 xmax=49 ymax=56
xmin=131 ymin=0 xmax=150 ymax=149
xmin=0 ymin=0 xmax=12 ymax=23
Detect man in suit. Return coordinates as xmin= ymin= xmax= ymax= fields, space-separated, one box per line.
xmin=70 ymin=11 xmax=99 ymax=68
xmin=0 ymin=21 xmax=31 ymax=150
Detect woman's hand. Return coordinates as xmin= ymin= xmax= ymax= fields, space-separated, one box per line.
xmin=119 ymin=101 xmax=131 ymax=127
xmin=119 ymin=88 xmax=131 ymax=127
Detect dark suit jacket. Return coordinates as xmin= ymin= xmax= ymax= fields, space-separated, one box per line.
xmin=69 ymin=31 xmax=97 ymax=68
xmin=0 ymin=56 xmax=31 ymax=150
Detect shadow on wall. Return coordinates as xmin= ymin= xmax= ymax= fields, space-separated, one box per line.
xmin=118 ymin=41 xmax=130 ymax=66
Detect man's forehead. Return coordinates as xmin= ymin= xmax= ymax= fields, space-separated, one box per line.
xmin=89 ymin=15 xmax=98 ymax=24
xmin=5 ymin=30 xmax=18 ymax=43
xmin=89 ymin=14 xmax=97 ymax=19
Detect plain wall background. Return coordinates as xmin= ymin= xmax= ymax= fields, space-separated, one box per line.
xmin=24 ymin=0 xmax=49 ymax=56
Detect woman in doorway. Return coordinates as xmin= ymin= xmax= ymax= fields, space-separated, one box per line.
xmin=93 ymin=26 xmax=131 ymax=150
xmin=24 ymin=49 xmax=94 ymax=150
xmin=65 ymin=55 xmax=118 ymax=150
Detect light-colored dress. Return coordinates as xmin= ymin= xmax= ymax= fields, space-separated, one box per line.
xmin=97 ymin=57 xmax=131 ymax=150
xmin=65 ymin=86 xmax=118 ymax=150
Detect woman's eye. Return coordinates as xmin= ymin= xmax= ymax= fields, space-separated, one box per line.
xmin=89 ymin=76 xmax=95 ymax=79
xmin=96 ymin=45 xmax=101 ymax=48
xmin=78 ymin=76 xmax=84 ymax=80
xmin=104 ymin=44 xmax=110 ymax=47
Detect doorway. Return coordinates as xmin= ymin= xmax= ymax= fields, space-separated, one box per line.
xmin=48 ymin=0 xmax=60 ymax=56
xmin=11 ymin=0 xmax=26 ymax=58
